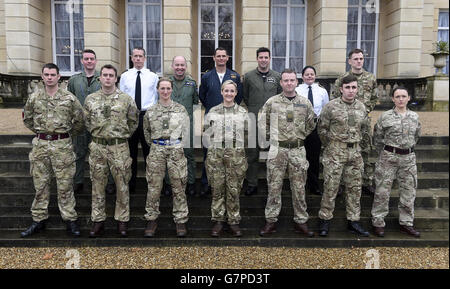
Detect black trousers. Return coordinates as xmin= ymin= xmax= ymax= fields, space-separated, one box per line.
xmin=305 ymin=127 xmax=321 ymax=191
xmin=129 ymin=112 xmax=150 ymax=188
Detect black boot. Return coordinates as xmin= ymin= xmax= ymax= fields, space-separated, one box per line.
xmin=66 ymin=220 xmax=81 ymax=237
xmin=318 ymin=219 xmax=329 ymax=237
xmin=348 ymin=221 xmax=370 ymax=237
xmin=21 ymin=221 xmax=46 ymax=238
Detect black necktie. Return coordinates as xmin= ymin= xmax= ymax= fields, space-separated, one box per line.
xmin=135 ymin=71 xmax=141 ymax=110
xmin=308 ymin=85 xmax=314 ymax=107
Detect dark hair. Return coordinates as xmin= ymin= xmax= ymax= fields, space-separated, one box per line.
xmin=132 ymin=47 xmax=146 ymax=56
xmin=100 ymin=64 xmax=118 ymax=77
xmin=214 ymin=47 xmax=228 ymax=56
xmin=348 ymin=48 xmax=364 ymax=58
xmin=157 ymin=77 xmax=173 ymax=89
xmin=392 ymin=85 xmax=409 ymax=97
xmin=82 ymin=49 xmax=96 ymax=58
xmin=281 ymin=68 xmax=297 ymax=77
xmin=302 ymin=65 xmax=316 ymax=75
xmin=256 ymin=47 xmax=271 ymax=58
xmin=42 ymin=63 xmax=59 ymax=74
xmin=341 ymin=74 xmax=358 ymax=86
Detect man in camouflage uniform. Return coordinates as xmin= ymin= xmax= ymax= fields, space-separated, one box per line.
xmin=204 ymin=80 xmax=249 ymax=237
xmin=318 ymin=75 xmax=369 ymax=237
xmin=243 ymin=47 xmax=282 ymax=196
xmin=67 ymin=49 xmax=115 ymax=195
xmin=371 ymin=86 xmax=421 ymax=238
xmin=164 ymin=56 xmax=199 ymax=196
xmin=331 ymin=48 xmax=378 ymax=194
xmin=84 ymin=64 xmax=139 ymax=238
xmin=21 ymin=63 xmax=84 ymax=238
xmin=143 ymin=77 xmax=190 ymax=238
xmin=258 ymin=69 xmax=315 ymax=237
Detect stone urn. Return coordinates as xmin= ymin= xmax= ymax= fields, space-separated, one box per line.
xmin=431 ymin=52 xmax=449 ymax=75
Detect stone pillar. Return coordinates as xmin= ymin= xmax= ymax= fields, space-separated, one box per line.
xmin=0 ymin=0 xmax=6 ymax=74
xmin=83 ymin=0 xmax=120 ymax=69
xmin=428 ymin=75 xmax=449 ymax=111
xmin=163 ymin=0 xmax=193 ymax=76
xmin=380 ymin=0 xmax=424 ymax=78
xmin=3 ymin=0 xmax=49 ymax=75
xmin=311 ymin=0 xmax=348 ymax=77
xmin=240 ymin=0 xmax=270 ymax=75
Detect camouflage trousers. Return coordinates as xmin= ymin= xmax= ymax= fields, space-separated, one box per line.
xmin=29 ymin=137 xmax=78 ymax=222
xmin=265 ymin=146 xmax=309 ymax=224
xmin=371 ymin=150 xmax=417 ymax=227
xmin=361 ymin=116 xmax=374 ymax=187
xmin=319 ymin=142 xmax=364 ymax=221
xmin=206 ymin=148 xmax=247 ymax=225
xmin=145 ymin=144 xmax=188 ymax=224
xmin=89 ymin=141 xmax=132 ymax=222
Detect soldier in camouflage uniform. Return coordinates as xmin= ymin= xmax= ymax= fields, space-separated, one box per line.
xmin=67 ymin=49 xmax=115 ymax=195
xmin=21 ymin=63 xmax=84 ymax=238
xmin=164 ymin=56 xmax=199 ymax=196
xmin=83 ymin=64 xmax=139 ymax=238
xmin=331 ymin=48 xmax=378 ymax=194
xmin=204 ymin=80 xmax=249 ymax=237
xmin=318 ymin=75 xmax=369 ymax=237
xmin=258 ymin=69 xmax=315 ymax=238
xmin=143 ymin=77 xmax=190 ymax=238
xmin=371 ymin=86 xmax=421 ymax=238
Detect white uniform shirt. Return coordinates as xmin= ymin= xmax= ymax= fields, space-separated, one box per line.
xmin=119 ymin=67 xmax=158 ymax=111
xmin=295 ymin=82 xmax=329 ymax=116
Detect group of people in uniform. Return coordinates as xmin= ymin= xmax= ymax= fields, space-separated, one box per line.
xmin=20 ymin=46 xmax=422 ymax=239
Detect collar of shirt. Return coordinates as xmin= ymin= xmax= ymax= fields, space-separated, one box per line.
xmin=120 ymin=67 xmax=158 ymax=111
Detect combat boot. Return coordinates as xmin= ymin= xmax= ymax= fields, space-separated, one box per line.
xmin=348 ymin=221 xmax=369 ymax=237
xmin=144 ymin=220 xmax=158 ymax=237
xmin=66 ymin=220 xmax=81 ymax=237
xmin=211 ymin=222 xmax=224 ymax=237
xmin=259 ymin=222 xmax=276 ymax=236
xmin=318 ymin=219 xmax=329 ymax=237
xmin=20 ymin=220 xmax=46 ymax=238
xmin=294 ymin=222 xmax=314 ymax=237
xmin=89 ymin=221 xmax=105 ymax=238
xmin=400 ymin=225 xmax=420 ymax=238
xmin=118 ymin=221 xmax=128 ymax=237
xmin=176 ymin=223 xmax=187 ymax=238
xmin=229 ymin=224 xmax=243 ymax=237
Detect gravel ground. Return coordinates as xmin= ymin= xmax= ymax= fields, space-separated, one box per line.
xmin=0 ymin=247 xmax=447 ymax=269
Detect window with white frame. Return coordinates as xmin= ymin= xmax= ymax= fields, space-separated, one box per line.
xmin=271 ymin=0 xmax=306 ymax=75
xmin=438 ymin=10 xmax=449 ymax=75
xmin=127 ymin=0 xmax=162 ymax=74
xmin=51 ymin=0 xmax=84 ymax=75
xmin=199 ymin=0 xmax=234 ymax=78
xmin=346 ymin=0 xmax=379 ymax=74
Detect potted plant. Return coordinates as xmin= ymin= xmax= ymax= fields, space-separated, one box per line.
xmin=431 ymin=40 xmax=449 ymax=75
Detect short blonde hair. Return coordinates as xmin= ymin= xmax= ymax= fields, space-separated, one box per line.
xmin=221 ymin=80 xmax=237 ymax=91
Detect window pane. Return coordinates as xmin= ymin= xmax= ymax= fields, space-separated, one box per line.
xmin=218 ymin=40 xmax=232 ymax=56
xmin=272 ymin=0 xmax=287 ymax=4
xmin=147 ymin=40 xmax=160 ymax=55
xmin=438 ymin=11 xmax=449 ymax=27
xmin=74 ymin=21 xmax=84 ymax=38
xmin=128 ymin=22 xmax=143 ymax=38
xmin=273 ymin=24 xmax=286 ymax=41
xmin=201 ymin=56 xmax=214 ymax=72
xmin=128 ymin=5 xmax=142 ymax=21
xmin=201 ymin=40 xmax=215 ymax=56
xmin=289 ymin=57 xmax=303 ymax=73
xmin=55 ymin=21 xmax=70 ymax=38
xmin=73 ymin=4 xmax=84 ymax=21
xmin=272 ymin=58 xmax=285 ymax=73
xmin=201 ymin=24 xmax=216 ymax=40
xmin=56 ymin=38 xmax=71 ymax=54
xmin=290 ymin=41 xmax=303 ymax=57
xmin=54 ymin=4 xmax=69 ymax=20
xmin=146 ymin=5 xmax=160 ymax=21
xmin=148 ymin=56 xmax=161 ymax=72
xmin=219 ymin=22 xmax=232 ymax=40
xmin=146 ymin=22 xmax=160 ymax=39
xmin=57 ymin=56 xmax=71 ymax=71
xmin=272 ymin=41 xmax=286 ymax=57
xmin=201 ymin=5 xmax=215 ymax=23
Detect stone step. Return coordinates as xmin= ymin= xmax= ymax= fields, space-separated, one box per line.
xmin=1 ymin=208 xmax=447 ymax=231
xmin=0 ymin=172 xmax=447 ymax=191
xmin=0 ymin=229 xmax=447 ymax=248
xmin=0 ymin=188 xmax=447 ymax=209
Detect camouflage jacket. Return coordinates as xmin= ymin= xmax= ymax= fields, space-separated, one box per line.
xmin=331 ymin=69 xmax=378 ymax=113
xmin=318 ymin=98 xmax=368 ymax=145
xmin=23 ymin=87 xmax=84 ymax=136
xmin=373 ymin=108 xmax=421 ymax=152
xmin=83 ymin=88 xmax=139 ymax=139
xmin=203 ymin=103 xmax=249 ymax=149
xmin=258 ymin=92 xmax=316 ymax=145
xmin=143 ymin=101 xmax=189 ymax=144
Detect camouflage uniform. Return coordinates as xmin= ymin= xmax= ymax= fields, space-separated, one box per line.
xmin=143 ymin=101 xmax=190 ymax=224
xmin=84 ymin=88 xmax=139 ymax=223
xmin=371 ymin=108 xmax=421 ymax=227
xmin=258 ymin=92 xmax=315 ymax=224
xmin=67 ymin=71 xmax=102 ymax=186
xmin=331 ymin=69 xmax=377 ymax=187
xmin=23 ymin=87 xmax=84 ymax=222
xmin=318 ymin=98 xmax=368 ymax=221
xmin=204 ymin=103 xmax=249 ymax=225
xmin=168 ymin=75 xmax=199 ymax=185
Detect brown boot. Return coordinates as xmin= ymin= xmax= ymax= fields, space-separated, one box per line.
xmin=118 ymin=221 xmax=128 ymax=238
xmin=144 ymin=220 xmax=158 ymax=238
xmin=89 ymin=221 xmax=104 ymax=238
xmin=176 ymin=223 xmax=187 ymax=238
xmin=259 ymin=222 xmax=276 ymax=236
xmin=229 ymin=224 xmax=243 ymax=237
xmin=373 ymin=226 xmax=385 ymax=237
xmin=400 ymin=225 xmax=420 ymax=238
xmin=211 ymin=222 xmax=224 ymax=237
xmin=294 ymin=222 xmax=314 ymax=237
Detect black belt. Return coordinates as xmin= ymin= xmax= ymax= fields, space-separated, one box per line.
xmin=37 ymin=133 xmax=69 ymax=141
xmin=92 ymin=137 xmax=127 ymax=146
xmin=278 ymin=139 xmax=304 ymax=149
xmin=384 ymin=145 xmax=414 ymax=155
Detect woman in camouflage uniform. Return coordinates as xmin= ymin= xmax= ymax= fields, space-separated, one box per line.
xmin=143 ymin=77 xmax=190 ymax=238
xmin=204 ymin=80 xmax=249 ymax=237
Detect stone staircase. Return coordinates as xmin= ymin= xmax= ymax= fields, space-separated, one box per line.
xmin=0 ymin=134 xmax=448 ymax=247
